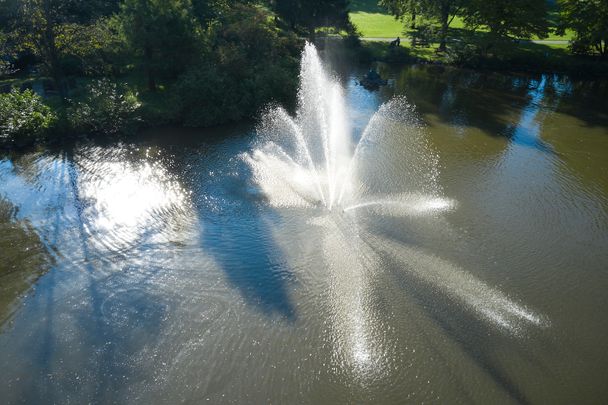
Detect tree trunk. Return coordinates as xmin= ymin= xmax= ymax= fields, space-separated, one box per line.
xmin=42 ymin=0 xmax=66 ymax=99
xmin=410 ymin=10 xmax=417 ymax=46
xmin=438 ymin=2 xmax=449 ymax=52
xmin=147 ymin=71 xmax=156 ymax=92
xmin=144 ymin=46 xmax=156 ymax=91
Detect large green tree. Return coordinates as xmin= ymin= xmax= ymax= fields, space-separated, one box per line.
xmin=464 ymin=0 xmax=549 ymax=40
xmin=1 ymin=31 xmax=13 ymax=75
xmin=120 ymin=0 xmax=202 ymax=91
xmin=380 ymin=0 xmax=421 ymax=29
xmin=380 ymin=0 xmax=467 ymax=51
xmin=273 ymin=0 xmax=353 ymax=38
xmin=174 ymin=4 xmax=300 ymax=126
xmin=0 ymin=0 xmax=18 ymax=26
xmin=558 ymin=0 xmax=608 ymax=57
xmin=191 ymin=0 xmax=251 ymax=26
xmin=8 ymin=0 xmax=120 ymax=96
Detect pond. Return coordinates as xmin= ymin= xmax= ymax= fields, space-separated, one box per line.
xmin=1 ymin=47 xmax=607 ymax=403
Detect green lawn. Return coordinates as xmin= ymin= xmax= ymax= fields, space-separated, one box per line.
xmin=349 ymin=0 xmax=573 ymax=41
xmin=350 ymin=12 xmax=404 ymax=38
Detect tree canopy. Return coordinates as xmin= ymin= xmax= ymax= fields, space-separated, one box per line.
xmin=273 ymin=0 xmax=353 ymax=37
xmin=120 ymin=0 xmax=202 ymax=90
xmin=464 ymin=0 xmax=549 ymax=40
xmin=380 ymin=0 xmax=467 ymax=50
xmin=0 ymin=0 xmax=606 ymax=145
xmin=558 ymin=0 xmax=608 ymax=57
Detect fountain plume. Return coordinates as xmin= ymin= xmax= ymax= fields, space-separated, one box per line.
xmin=246 ymin=42 xmax=548 ymax=350
xmin=252 ymin=42 xmax=440 ymax=211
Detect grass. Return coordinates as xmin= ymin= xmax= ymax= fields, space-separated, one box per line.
xmin=350 ymin=12 xmax=404 ymax=38
xmin=345 ymin=4 xmax=604 ymax=77
xmin=349 ymin=0 xmax=574 ymax=41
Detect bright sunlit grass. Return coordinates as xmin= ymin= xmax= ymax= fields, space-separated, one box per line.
xmin=349 ymin=0 xmax=574 ymax=41
xmin=350 ymin=12 xmax=404 ymax=38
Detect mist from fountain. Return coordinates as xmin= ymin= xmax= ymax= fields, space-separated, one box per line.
xmin=243 ymin=43 xmax=548 ymax=372
xmin=247 ymin=42 xmax=450 ymax=214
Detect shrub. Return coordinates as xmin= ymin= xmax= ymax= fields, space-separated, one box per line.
xmin=173 ymin=65 xmax=239 ymax=127
xmin=68 ymin=79 xmax=141 ymax=135
xmin=0 ymin=89 xmax=57 ymax=144
xmin=172 ymin=5 xmax=300 ymax=127
xmin=445 ymin=42 xmax=483 ymax=67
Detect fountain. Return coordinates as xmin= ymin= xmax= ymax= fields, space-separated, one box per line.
xmin=246 ymin=42 xmax=452 ymax=215
xmin=244 ymin=42 xmax=548 ymax=340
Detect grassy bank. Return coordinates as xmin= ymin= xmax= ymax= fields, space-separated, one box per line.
xmin=345 ymin=0 xmax=607 ymax=76
xmin=352 ymin=38 xmax=608 ymax=77
xmin=349 ymin=0 xmax=574 ymax=41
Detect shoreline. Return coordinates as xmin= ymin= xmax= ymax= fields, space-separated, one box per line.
xmin=317 ymin=36 xmax=608 ymax=78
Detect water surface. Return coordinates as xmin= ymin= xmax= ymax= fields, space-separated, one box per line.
xmin=1 ymin=58 xmax=607 ymax=404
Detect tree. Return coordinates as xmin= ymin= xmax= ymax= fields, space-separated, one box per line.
xmin=273 ymin=0 xmax=353 ymax=38
xmin=9 ymin=0 xmax=119 ymax=96
xmin=1 ymin=31 xmax=12 ymax=76
xmin=14 ymin=0 xmax=70 ymax=96
xmin=120 ymin=0 xmax=202 ymax=91
xmin=173 ymin=4 xmax=300 ymax=126
xmin=380 ymin=0 xmax=467 ymax=51
xmin=191 ymin=0 xmax=250 ymax=26
xmin=464 ymin=0 xmax=549 ymax=41
xmin=380 ymin=0 xmax=422 ymax=29
xmin=558 ymin=0 xmax=608 ymax=57
xmin=0 ymin=0 xmax=19 ymax=27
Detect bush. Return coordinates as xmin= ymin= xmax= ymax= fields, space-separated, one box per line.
xmin=68 ymin=79 xmax=141 ymax=135
xmin=445 ymin=42 xmax=483 ymax=66
xmin=172 ymin=5 xmax=300 ymax=127
xmin=173 ymin=65 xmax=239 ymax=127
xmin=0 ymin=89 xmax=57 ymax=144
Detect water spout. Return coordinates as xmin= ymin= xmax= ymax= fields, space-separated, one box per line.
xmin=251 ymin=43 xmax=433 ymax=211
xmin=245 ymin=43 xmax=547 ymax=352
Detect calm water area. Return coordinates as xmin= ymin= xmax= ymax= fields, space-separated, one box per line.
xmin=1 ymin=54 xmax=607 ymax=403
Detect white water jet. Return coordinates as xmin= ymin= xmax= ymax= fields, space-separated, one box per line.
xmin=250 ymin=42 xmax=439 ymax=212
xmin=366 ymin=234 xmax=549 ymax=334
xmin=343 ymin=194 xmax=456 ymax=217
xmin=245 ymin=43 xmax=548 ymax=364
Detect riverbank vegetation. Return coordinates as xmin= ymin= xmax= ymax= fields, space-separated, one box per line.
xmin=352 ymin=0 xmax=607 ymax=72
xmin=1 ymin=0 xmax=607 ymax=147
xmin=0 ymin=0 xmax=318 ymax=145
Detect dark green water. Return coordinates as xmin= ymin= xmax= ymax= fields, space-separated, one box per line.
xmin=1 ymin=63 xmax=607 ymax=404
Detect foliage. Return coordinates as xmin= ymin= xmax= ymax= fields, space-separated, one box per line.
xmin=0 ymin=32 xmax=14 ymax=76
xmin=463 ymin=0 xmax=549 ymax=40
xmin=191 ymin=0 xmax=253 ymax=26
xmin=173 ymin=5 xmax=300 ymax=127
xmin=67 ymin=79 xmax=141 ymax=135
xmin=0 ymin=0 xmax=19 ymax=27
xmin=273 ymin=0 xmax=354 ymax=36
xmin=7 ymin=1 xmax=118 ymax=95
xmin=558 ymin=0 xmax=608 ymax=57
xmin=0 ymin=0 xmax=605 ymax=144
xmin=380 ymin=0 xmax=467 ymax=50
xmin=380 ymin=0 xmax=423 ymax=28
xmin=119 ymin=0 xmax=203 ymax=90
xmin=57 ymin=17 xmax=126 ymax=76
xmin=379 ymin=0 xmax=550 ymax=50
xmin=0 ymin=89 xmax=56 ymax=142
